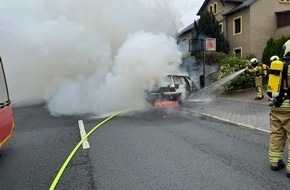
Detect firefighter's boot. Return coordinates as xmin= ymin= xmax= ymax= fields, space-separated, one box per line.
xmin=271 ymin=159 xmax=286 ymax=171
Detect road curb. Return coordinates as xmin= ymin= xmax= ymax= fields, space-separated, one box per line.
xmin=190 ymin=110 xmax=270 ymax=134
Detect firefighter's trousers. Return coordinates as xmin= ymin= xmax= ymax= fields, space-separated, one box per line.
xmin=255 ymin=76 xmax=263 ymax=98
xmin=269 ymin=107 xmax=290 ymax=172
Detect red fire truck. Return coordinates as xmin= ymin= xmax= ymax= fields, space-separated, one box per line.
xmin=0 ymin=56 xmax=14 ymax=149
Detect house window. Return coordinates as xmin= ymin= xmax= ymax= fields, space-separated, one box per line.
xmin=213 ymin=3 xmax=218 ymax=14
xmin=208 ymin=5 xmax=213 ymax=13
xmin=208 ymin=3 xmax=218 ymax=14
xmin=276 ymin=11 xmax=290 ymax=28
xmin=192 ymin=38 xmax=204 ymax=52
xmin=279 ymin=0 xmax=290 ymax=3
xmin=234 ymin=48 xmax=242 ymax=57
xmin=189 ymin=39 xmax=192 ymax=52
xmin=178 ymin=39 xmax=187 ymax=52
xmin=233 ymin=16 xmax=242 ymax=35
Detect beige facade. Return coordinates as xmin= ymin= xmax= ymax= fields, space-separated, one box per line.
xmin=198 ymin=0 xmax=290 ymax=60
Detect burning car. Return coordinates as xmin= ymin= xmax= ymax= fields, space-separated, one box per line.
xmin=144 ymin=74 xmax=197 ymax=104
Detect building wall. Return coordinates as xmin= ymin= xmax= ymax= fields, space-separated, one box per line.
xmin=275 ymin=25 xmax=290 ymax=39
xmin=202 ymin=0 xmax=237 ymax=48
xmin=249 ymin=0 xmax=290 ymax=60
xmin=178 ymin=31 xmax=192 ymax=59
xmin=196 ymin=0 xmax=290 ymax=60
xmin=249 ymin=1 xmax=274 ymax=59
xmin=273 ymin=2 xmax=290 ymax=39
xmin=226 ymin=9 xmax=250 ymax=57
xmin=217 ymin=0 xmax=289 ymax=60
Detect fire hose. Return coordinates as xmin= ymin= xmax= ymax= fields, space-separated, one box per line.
xmin=49 ymin=109 xmax=127 ymax=190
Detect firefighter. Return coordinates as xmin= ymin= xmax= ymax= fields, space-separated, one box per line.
xmin=246 ymin=58 xmax=264 ymax=100
xmin=268 ymin=39 xmax=290 ymax=178
xmin=270 ymin=55 xmax=279 ymax=62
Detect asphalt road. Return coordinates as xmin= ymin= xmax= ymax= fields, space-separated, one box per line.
xmin=0 ymin=105 xmax=92 ymax=190
xmin=1 ymin=104 xmax=290 ymax=189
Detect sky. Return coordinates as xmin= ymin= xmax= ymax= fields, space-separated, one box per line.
xmin=176 ymin=0 xmax=203 ymax=31
xmin=0 ymin=0 xmax=204 ymax=116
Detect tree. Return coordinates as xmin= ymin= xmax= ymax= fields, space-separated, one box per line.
xmin=262 ymin=35 xmax=290 ymax=65
xmin=194 ymin=10 xmax=230 ymax=54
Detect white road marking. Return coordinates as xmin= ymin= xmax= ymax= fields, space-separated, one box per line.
xmin=78 ymin=120 xmax=90 ymax=149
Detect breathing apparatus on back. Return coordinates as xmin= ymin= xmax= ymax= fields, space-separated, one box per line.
xmin=267 ymin=59 xmax=283 ymax=99
xmin=267 ymin=40 xmax=290 ymax=107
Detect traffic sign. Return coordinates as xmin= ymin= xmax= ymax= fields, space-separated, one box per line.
xmin=206 ymin=38 xmax=216 ymax=51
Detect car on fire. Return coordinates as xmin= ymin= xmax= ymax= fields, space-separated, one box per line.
xmin=144 ymin=74 xmax=198 ymax=104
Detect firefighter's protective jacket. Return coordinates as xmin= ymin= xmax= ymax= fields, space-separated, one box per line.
xmin=246 ymin=65 xmax=262 ymax=76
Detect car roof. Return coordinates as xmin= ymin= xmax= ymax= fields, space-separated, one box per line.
xmin=165 ymin=73 xmax=190 ymax=78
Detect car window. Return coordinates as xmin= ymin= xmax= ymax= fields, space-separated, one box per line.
xmin=179 ymin=77 xmax=187 ymax=84
xmin=183 ymin=76 xmax=192 ymax=86
xmin=173 ymin=76 xmax=182 ymax=85
xmin=159 ymin=76 xmax=172 ymax=86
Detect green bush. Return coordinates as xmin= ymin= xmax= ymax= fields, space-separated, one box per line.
xmin=194 ymin=51 xmax=226 ymax=65
xmin=217 ymin=55 xmax=254 ymax=91
xmin=262 ymin=35 xmax=290 ymax=65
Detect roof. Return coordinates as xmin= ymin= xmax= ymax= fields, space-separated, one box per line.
xmin=223 ymin=0 xmax=256 ymax=16
xmin=178 ymin=22 xmax=195 ymax=36
xmin=197 ymin=0 xmax=210 ymax=15
xmin=197 ymin=0 xmax=256 ymax=16
xmin=221 ymin=0 xmax=244 ymax=3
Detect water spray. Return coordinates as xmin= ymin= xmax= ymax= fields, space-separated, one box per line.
xmin=191 ymin=68 xmax=246 ymax=98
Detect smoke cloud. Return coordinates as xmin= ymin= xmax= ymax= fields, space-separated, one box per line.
xmin=0 ymin=0 xmax=188 ymax=116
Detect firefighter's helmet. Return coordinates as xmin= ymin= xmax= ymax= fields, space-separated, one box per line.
xmin=270 ymin=55 xmax=279 ymax=62
xmin=283 ymin=39 xmax=290 ymax=57
xmin=250 ymin=58 xmax=259 ymax=66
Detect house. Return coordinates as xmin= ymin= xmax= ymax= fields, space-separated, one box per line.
xmin=197 ymin=0 xmax=290 ymax=60
xmin=177 ymin=23 xmax=194 ymax=60
xmin=177 ymin=23 xmax=219 ymax=88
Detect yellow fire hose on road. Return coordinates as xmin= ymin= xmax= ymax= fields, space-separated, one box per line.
xmin=49 ymin=109 xmax=127 ymax=190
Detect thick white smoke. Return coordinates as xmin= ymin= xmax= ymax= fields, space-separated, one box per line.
xmin=0 ymin=0 xmax=190 ymax=116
